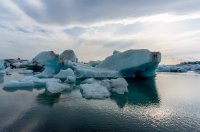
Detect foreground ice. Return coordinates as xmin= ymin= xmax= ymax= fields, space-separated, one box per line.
xmin=81 ymin=77 xmax=128 ymax=98
xmin=4 ymin=76 xmax=69 ymax=93
xmin=97 ymin=49 xmax=161 ymax=78
xmin=80 ymin=83 xmax=110 ymax=99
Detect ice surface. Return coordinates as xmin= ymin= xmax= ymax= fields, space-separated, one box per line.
xmin=0 ymin=59 xmax=5 ymax=70
xmin=80 ymin=83 xmax=110 ymax=99
xmin=97 ymin=49 xmax=161 ymax=77
xmin=88 ymin=60 xmax=101 ymax=67
xmin=64 ymin=76 xmax=76 ymax=84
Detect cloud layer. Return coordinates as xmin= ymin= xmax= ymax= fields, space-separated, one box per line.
xmin=0 ymin=0 xmax=200 ymax=64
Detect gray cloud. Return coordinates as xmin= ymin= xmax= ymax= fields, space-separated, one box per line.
xmin=13 ymin=0 xmax=200 ymax=25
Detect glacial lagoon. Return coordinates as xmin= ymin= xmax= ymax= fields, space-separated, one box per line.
xmin=0 ymin=71 xmax=200 ymax=131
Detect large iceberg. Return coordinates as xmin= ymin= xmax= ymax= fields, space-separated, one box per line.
xmin=46 ymin=81 xmax=71 ymax=93
xmin=97 ymin=49 xmax=161 ymax=78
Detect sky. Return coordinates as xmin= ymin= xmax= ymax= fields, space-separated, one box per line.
xmin=0 ymin=0 xmax=200 ymax=64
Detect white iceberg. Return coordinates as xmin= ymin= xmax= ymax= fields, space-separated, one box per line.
xmin=64 ymin=76 xmax=76 ymax=84
xmin=97 ymin=49 xmax=161 ymax=78
xmin=80 ymin=83 xmax=110 ymax=99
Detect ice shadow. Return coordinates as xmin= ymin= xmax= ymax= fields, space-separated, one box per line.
xmin=111 ymin=78 xmax=160 ymax=108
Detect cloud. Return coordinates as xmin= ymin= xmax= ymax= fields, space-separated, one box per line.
xmin=12 ymin=0 xmax=200 ymax=25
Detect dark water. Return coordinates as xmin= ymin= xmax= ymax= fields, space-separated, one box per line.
xmin=0 ymin=71 xmax=200 ymax=131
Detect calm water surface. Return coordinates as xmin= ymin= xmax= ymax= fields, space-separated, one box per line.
xmin=0 ymin=70 xmax=200 ymax=131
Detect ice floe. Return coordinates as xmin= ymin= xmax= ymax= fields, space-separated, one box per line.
xmin=80 ymin=83 xmax=111 ymax=99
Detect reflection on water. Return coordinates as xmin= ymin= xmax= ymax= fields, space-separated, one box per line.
xmin=111 ymin=78 xmax=160 ymax=108
xmin=126 ymin=78 xmax=160 ymax=106
xmin=36 ymin=91 xmax=61 ymax=106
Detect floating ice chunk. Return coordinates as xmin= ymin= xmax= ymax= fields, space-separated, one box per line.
xmin=4 ymin=80 xmax=35 ymax=89
xmin=0 ymin=59 xmax=5 ymax=70
xmin=110 ymin=78 xmax=128 ymax=94
xmin=80 ymin=83 xmax=110 ymax=99
xmin=97 ymin=49 xmax=161 ymax=78
xmin=18 ymin=70 xmax=33 ymax=74
xmin=59 ymin=50 xmax=78 ymax=64
xmin=46 ymin=81 xmax=71 ymax=93
xmin=54 ymin=68 xmax=75 ymax=79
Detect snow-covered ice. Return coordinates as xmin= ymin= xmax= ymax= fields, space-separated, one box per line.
xmin=80 ymin=83 xmax=111 ymax=99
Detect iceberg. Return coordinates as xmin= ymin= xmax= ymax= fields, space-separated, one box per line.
xmin=81 ymin=78 xmax=128 ymax=95
xmin=59 ymin=50 xmax=78 ymax=64
xmin=157 ymin=62 xmax=200 ymax=73
xmin=80 ymin=83 xmax=111 ymax=99
xmin=97 ymin=49 xmax=161 ymax=78
xmin=32 ymin=51 xmax=60 ymax=78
